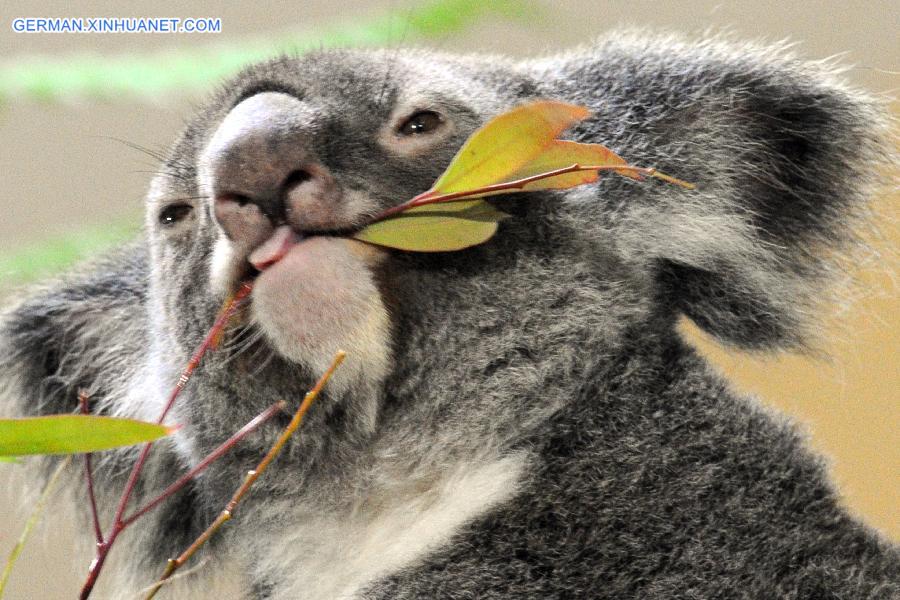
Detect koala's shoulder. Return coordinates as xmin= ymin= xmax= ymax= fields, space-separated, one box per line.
xmin=0 ymin=242 xmax=149 ymax=416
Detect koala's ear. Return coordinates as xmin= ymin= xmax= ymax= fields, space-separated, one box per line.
xmin=546 ymin=34 xmax=892 ymax=350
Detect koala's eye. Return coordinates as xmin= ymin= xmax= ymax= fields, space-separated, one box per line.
xmin=158 ymin=203 xmax=193 ymax=226
xmin=398 ymin=110 xmax=443 ymax=136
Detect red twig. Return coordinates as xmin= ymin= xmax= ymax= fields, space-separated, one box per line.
xmin=122 ymin=400 xmax=287 ymax=528
xmin=78 ymin=390 xmax=104 ymax=547
xmin=143 ymin=351 xmax=346 ymax=600
xmin=79 ymin=283 xmax=253 ymax=600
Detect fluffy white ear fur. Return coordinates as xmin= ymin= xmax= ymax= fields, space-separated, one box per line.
xmin=535 ymin=32 xmax=890 ymax=350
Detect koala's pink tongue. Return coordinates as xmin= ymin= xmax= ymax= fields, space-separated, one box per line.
xmin=249 ymin=225 xmax=302 ymax=271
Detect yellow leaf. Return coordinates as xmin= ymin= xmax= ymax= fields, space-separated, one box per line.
xmin=431 ymin=101 xmax=591 ymax=195
xmin=353 ymin=200 xmax=509 ymax=252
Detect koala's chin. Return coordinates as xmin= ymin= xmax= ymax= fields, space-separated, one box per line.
xmin=213 ymin=234 xmax=392 ymax=396
xmin=253 ymin=237 xmax=391 ymax=388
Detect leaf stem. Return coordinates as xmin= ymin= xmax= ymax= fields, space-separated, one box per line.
xmin=143 ymin=350 xmax=346 ymax=600
xmin=78 ymin=390 xmax=104 ymax=546
xmin=374 ymin=163 xmax=695 ymax=221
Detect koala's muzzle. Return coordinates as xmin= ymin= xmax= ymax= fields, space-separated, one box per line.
xmin=202 ymin=92 xmax=344 ymax=248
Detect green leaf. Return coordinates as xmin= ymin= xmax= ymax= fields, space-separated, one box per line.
xmin=0 ymin=456 xmax=21 ymax=463
xmin=353 ymin=200 xmax=509 ymax=252
xmin=0 ymin=415 xmax=175 ymax=456
xmin=353 ymin=100 xmax=692 ymax=254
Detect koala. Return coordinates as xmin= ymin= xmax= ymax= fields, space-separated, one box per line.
xmin=1 ymin=31 xmax=898 ymax=599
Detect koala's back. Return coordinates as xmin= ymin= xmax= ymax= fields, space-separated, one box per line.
xmin=365 ymin=339 xmax=899 ymax=598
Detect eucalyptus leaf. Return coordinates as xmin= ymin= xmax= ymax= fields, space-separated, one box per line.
xmin=0 ymin=415 xmax=175 ymax=456
xmin=353 ymin=200 xmax=509 ymax=252
xmin=356 ymin=100 xmax=691 ymax=254
xmin=431 ymin=101 xmax=591 ymax=194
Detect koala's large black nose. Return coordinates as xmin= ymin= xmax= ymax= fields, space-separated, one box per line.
xmin=202 ymin=92 xmax=342 ymax=246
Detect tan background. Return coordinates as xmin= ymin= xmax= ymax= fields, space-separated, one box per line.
xmin=0 ymin=1 xmax=896 ymax=598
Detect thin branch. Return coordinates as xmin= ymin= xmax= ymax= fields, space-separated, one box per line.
xmin=78 ymin=390 xmax=104 ymax=546
xmin=80 ymin=283 xmax=253 ymax=600
xmin=131 ymin=557 xmax=210 ymax=600
xmin=118 ymin=282 xmax=252 ymax=515
xmin=122 ymin=400 xmax=287 ymax=527
xmin=373 ymin=163 xmax=695 ymax=221
xmin=143 ymin=350 xmax=346 ymax=600
xmin=113 ymin=283 xmax=252 ymax=526
xmin=0 ymin=456 xmax=72 ymax=598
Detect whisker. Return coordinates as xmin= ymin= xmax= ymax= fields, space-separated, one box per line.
xmin=98 ymin=136 xmax=170 ymax=163
xmin=130 ymin=170 xmax=195 ymax=185
xmin=248 ymin=348 xmax=276 ymax=378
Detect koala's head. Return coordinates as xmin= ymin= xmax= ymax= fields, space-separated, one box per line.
xmin=143 ymin=49 xmax=556 ymax=441
xmin=142 ymin=39 xmax=887 ymax=462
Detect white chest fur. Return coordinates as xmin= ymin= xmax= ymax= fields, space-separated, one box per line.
xmin=254 ymin=453 xmax=528 ymax=599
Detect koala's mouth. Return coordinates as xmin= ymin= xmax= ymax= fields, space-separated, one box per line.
xmin=236 ymin=223 xmax=364 ymax=283
xmin=232 ymin=224 xmax=389 ymax=374
xmin=209 ymin=181 xmax=371 ymax=290
xmin=248 ymin=225 xmax=307 ymax=271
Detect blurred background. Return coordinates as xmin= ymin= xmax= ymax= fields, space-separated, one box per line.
xmin=0 ymin=1 xmax=896 ymax=598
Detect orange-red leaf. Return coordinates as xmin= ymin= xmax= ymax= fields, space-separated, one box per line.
xmin=464 ymin=140 xmax=640 ymax=198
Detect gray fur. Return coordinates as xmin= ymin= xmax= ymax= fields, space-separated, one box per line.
xmin=2 ymin=31 xmax=897 ymax=598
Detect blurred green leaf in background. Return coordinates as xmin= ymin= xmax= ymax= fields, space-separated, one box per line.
xmin=0 ymin=0 xmax=532 ymax=104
